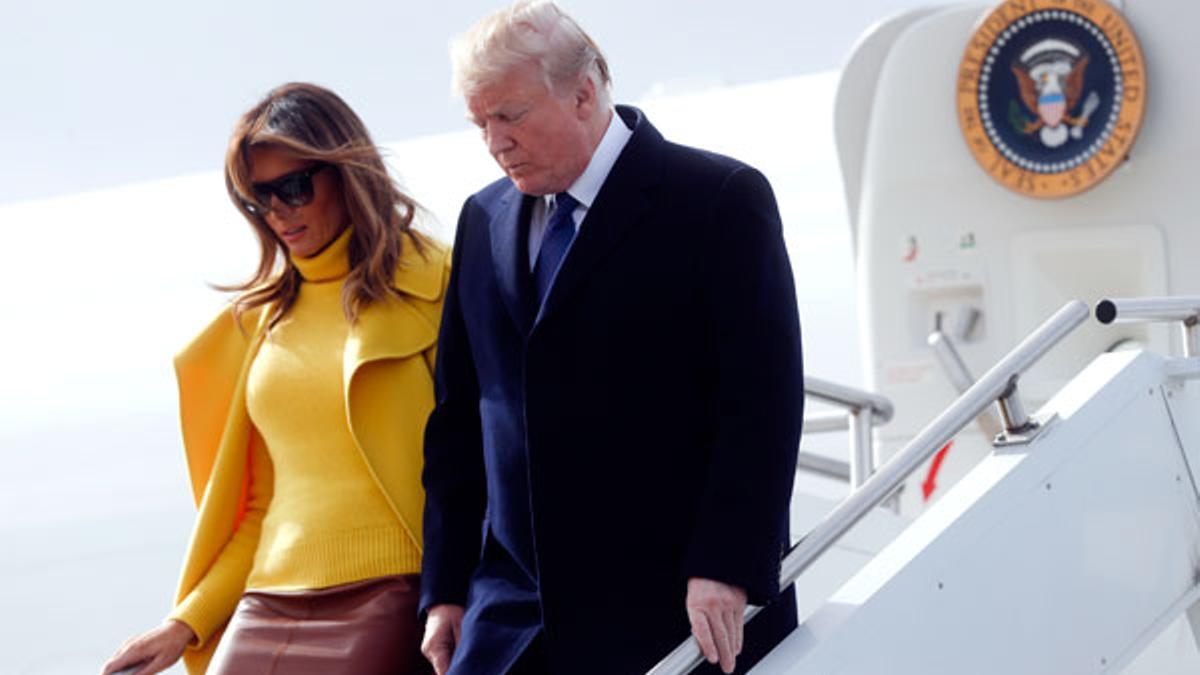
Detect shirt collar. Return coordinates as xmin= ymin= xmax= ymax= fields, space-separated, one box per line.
xmin=559 ymin=108 xmax=633 ymax=210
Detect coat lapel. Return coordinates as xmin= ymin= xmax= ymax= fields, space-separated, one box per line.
xmin=341 ymin=237 xmax=448 ymax=544
xmin=535 ymin=107 xmax=664 ymax=327
xmin=489 ymin=187 xmax=536 ymax=333
xmin=342 ymin=235 xmax=446 ymax=392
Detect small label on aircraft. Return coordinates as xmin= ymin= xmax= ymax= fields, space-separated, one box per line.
xmin=957 ymin=0 xmax=1146 ymax=198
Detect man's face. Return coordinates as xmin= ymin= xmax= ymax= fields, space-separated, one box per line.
xmin=466 ymin=62 xmax=594 ymax=196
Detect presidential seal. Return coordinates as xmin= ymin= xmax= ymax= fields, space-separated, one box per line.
xmin=957 ymin=0 xmax=1146 ymax=198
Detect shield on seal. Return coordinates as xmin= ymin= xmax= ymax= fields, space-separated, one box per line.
xmin=1038 ymin=93 xmax=1066 ymax=127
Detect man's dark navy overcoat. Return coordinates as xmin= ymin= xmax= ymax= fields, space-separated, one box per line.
xmin=421 ymin=106 xmax=804 ymax=675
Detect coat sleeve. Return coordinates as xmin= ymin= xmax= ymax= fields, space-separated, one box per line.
xmin=683 ymin=166 xmax=804 ymax=605
xmin=420 ymin=199 xmax=488 ymax=612
xmin=421 ymin=248 xmax=454 ymax=378
xmin=170 ymin=430 xmax=273 ymax=647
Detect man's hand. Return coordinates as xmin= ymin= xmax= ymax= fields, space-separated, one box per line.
xmin=422 ymin=604 xmax=465 ymax=675
xmin=686 ymin=577 xmax=747 ymax=674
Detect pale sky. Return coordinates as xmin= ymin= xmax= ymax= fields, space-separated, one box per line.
xmin=2 ymin=0 xmax=931 ymax=204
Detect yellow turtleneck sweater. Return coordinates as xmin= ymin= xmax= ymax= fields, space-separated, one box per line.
xmin=171 ymin=227 xmax=420 ymax=642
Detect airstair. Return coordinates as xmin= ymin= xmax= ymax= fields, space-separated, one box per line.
xmin=645 ymin=0 xmax=1200 ymax=669
xmin=650 ymin=298 xmax=1200 ymax=674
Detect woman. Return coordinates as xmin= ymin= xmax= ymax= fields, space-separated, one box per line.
xmin=102 ymin=83 xmax=447 ymax=675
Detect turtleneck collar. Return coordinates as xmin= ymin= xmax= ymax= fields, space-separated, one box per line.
xmin=291 ymin=226 xmax=352 ymax=282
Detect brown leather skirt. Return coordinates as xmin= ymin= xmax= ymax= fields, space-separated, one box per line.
xmin=208 ymin=574 xmax=432 ymax=675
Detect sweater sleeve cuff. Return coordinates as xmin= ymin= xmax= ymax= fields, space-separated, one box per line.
xmin=169 ymin=588 xmax=234 ymax=649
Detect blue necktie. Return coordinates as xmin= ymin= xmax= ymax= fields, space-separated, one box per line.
xmin=532 ymin=192 xmax=579 ymax=306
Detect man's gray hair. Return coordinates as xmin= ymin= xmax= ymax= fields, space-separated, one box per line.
xmin=451 ymin=0 xmax=612 ymax=107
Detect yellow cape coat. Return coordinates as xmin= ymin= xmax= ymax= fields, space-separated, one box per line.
xmin=172 ymin=238 xmax=450 ymax=673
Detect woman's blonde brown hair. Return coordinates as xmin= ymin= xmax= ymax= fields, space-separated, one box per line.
xmin=223 ymin=82 xmax=424 ymax=329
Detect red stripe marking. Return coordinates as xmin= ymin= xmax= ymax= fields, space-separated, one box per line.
xmin=922 ymin=441 xmax=954 ymax=501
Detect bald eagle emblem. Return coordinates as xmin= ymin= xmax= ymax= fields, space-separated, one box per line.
xmin=958 ymin=1 xmax=1147 ymax=198
xmin=1009 ymin=39 xmax=1100 ymax=148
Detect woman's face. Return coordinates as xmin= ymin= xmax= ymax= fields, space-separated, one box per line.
xmin=247 ymin=145 xmax=347 ymax=259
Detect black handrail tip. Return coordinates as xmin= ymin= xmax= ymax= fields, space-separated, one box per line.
xmin=1095 ymin=299 xmax=1117 ymax=325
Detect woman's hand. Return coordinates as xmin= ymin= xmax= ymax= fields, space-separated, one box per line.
xmin=101 ymin=619 xmax=195 ymax=675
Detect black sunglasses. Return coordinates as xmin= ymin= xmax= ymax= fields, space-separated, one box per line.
xmin=241 ymin=163 xmax=331 ymax=215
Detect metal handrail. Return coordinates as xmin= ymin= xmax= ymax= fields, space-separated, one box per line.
xmin=928 ymin=330 xmax=1003 ymax=438
xmin=795 ymin=451 xmax=850 ymax=482
xmin=646 ymin=300 xmax=1089 ymax=675
xmin=1095 ymin=296 xmax=1200 ymax=324
xmin=802 ymin=376 xmax=893 ymax=489
xmin=1096 ymin=296 xmax=1200 ymax=357
xmin=801 ymin=405 xmax=892 ymax=435
xmin=795 ymin=379 xmax=894 ymax=490
xmin=800 ymin=411 xmax=851 ymax=434
xmin=928 ymin=330 xmax=976 ymax=393
xmin=805 ymin=376 xmax=894 ymax=422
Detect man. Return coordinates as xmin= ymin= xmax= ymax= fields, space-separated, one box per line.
xmin=420 ymin=2 xmax=804 ymax=673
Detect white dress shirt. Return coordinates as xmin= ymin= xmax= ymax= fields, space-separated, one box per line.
xmin=527 ymin=109 xmax=634 ymax=270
